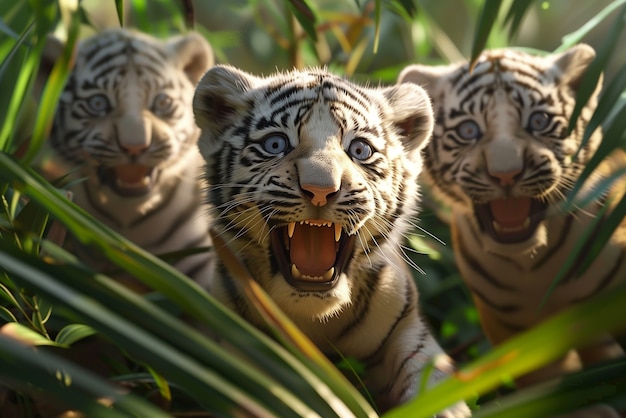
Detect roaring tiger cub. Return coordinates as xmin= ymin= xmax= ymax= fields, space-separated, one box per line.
xmin=42 ymin=28 xmax=215 ymax=290
xmin=191 ymin=65 xmax=471 ymax=416
xmin=399 ymin=44 xmax=626 ymax=384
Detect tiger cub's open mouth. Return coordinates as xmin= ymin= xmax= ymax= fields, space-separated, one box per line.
xmin=270 ymin=220 xmax=356 ymax=291
xmin=99 ymin=163 xmax=158 ymax=197
xmin=474 ymin=197 xmax=549 ymax=244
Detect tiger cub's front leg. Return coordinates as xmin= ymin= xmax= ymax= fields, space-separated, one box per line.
xmin=368 ymin=277 xmax=470 ymax=416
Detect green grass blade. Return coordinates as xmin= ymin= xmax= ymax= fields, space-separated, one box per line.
xmin=286 ymin=0 xmax=318 ymax=42
xmin=565 ymin=3 xmax=625 ymax=136
xmin=556 ymin=0 xmax=626 ymax=52
xmin=469 ymin=0 xmax=503 ymax=70
xmin=373 ymin=0 xmax=381 ymax=53
xmin=22 ymin=4 xmax=80 ymax=165
xmin=503 ymin=0 xmax=535 ymax=40
xmin=0 ymin=245 xmax=292 ymax=417
xmin=0 ymin=334 xmax=175 ymax=417
xmin=384 ymin=281 xmax=626 ymax=418
xmin=115 ymin=0 xmax=124 ymax=26
xmin=474 ymin=358 xmax=626 ymax=417
xmin=0 ymin=154 xmax=373 ymax=417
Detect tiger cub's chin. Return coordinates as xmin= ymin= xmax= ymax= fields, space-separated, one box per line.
xmin=266 ymin=271 xmax=353 ymax=321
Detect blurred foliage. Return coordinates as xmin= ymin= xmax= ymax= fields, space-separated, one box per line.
xmin=0 ymin=0 xmax=625 ymax=417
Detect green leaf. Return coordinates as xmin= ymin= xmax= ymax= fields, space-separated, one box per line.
xmin=470 ymin=0 xmax=503 ymax=70
xmin=115 ymin=0 xmax=124 ymax=26
xmin=385 ymin=281 xmax=626 ymax=418
xmin=556 ymin=0 xmax=626 ymax=52
xmin=0 ymin=321 xmax=59 ymax=347
xmin=0 ymin=334 xmax=175 ymax=417
xmin=286 ymin=0 xmax=318 ymax=42
xmin=565 ymin=3 xmax=626 ymax=136
xmin=503 ymin=0 xmax=535 ymax=40
xmin=55 ymin=323 xmax=97 ymax=346
xmin=21 ymin=5 xmax=80 ymax=165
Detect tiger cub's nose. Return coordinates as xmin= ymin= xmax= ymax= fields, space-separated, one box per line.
xmin=300 ymin=184 xmax=339 ymax=207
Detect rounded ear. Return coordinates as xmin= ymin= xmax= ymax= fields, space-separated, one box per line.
xmin=35 ymin=35 xmax=65 ymax=100
xmin=381 ymin=82 xmax=434 ymax=156
xmin=168 ymin=32 xmax=214 ymax=85
xmin=552 ymin=43 xmax=602 ymax=92
xmin=397 ymin=63 xmax=451 ymax=99
xmin=193 ymin=65 xmax=259 ymax=136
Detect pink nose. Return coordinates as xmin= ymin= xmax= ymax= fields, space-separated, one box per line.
xmin=488 ymin=168 xmax=522 ymax=186
xmin=300 ymin=184 xmax=338 ymax=206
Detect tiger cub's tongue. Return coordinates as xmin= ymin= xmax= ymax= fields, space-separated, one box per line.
xmin=489 ymin=197 xmax=531 ymax=227
xmin=289 ymin=223 xmax=336 ymax=278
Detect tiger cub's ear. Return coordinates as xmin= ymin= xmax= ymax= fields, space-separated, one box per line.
xmin=397 ymin=63 xmax=458 ymax=103
xmin=551 ymin=43 xmax=600 ymax=92
xmin=381 ymin=82 xmax=434 ymax=158
xmin=167 ymin=32 xmax=214 ymax=85
xmin=193 ymin=65 xmax=258 ymax=139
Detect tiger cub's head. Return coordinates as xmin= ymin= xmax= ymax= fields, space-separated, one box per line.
xmin=193 ymin=65 xmax=433 ymax=320
xmin=399 ymin=45 xmax=601 ymax=252
xmin=47 ymin=28 xmax=213 ymax=198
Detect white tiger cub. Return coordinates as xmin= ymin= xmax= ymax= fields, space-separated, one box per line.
xmin=42 ymin=28 xmax=215 ymax=291
xmin=192 ymin=65 xmax=471 ymax=416
xmin=399 ymin=45 xmax=626 ymax=385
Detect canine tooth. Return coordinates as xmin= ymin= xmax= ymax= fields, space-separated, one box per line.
xmin=291 ymin=264 xmax=302 ymax=279
xmin=523 ymin=217 xmax=530 ymax=229
xmin=288 ymin=222 xmax=295 ymax=238
xmin=323 ymin=267 xmax=334 ymax=280
xmin=334 ymin=224 xmax=342 ymax=242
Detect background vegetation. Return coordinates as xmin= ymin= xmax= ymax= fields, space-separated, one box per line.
xmin=1 ymin=0 xmax=625 ymax=417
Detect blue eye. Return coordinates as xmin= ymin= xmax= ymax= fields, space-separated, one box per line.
xmin=152 ymin=93 xmax=174 ymax=115
xmin=86 ymin=94 xmax=110 ymax=115
xmin=455 ymin=120 xmax=481 ymax=141
xmin=527 ymin=111 xmax=551 ymax=132
xmin=262 ymin=134 xmax=288 ymax=154
xmin=348 ymin=138 xmax=373 ymax=160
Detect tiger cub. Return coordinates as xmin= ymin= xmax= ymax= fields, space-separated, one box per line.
xmin=399 ymin=44 xmax=626 ymax=384
xmin=42 ymin=28 xmax=215 ymax=290
xmin=192 ymin=65 xmax=471 ymax=416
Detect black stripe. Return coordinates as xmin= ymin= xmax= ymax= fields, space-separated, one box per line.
xmin=574 ymin=247 xmax=626 ymax=302
xmin=337 ymin=265 xmax=382 ymax=339
xmin=531 ymin=214 xmax=574 ymax=271
xmin=363 ymin=276 xmax=416 ymax=363
xmin=455 ymin=224 xmax=517 ymax=291
xmin=467 ymin=285 xmax=522 ymax=312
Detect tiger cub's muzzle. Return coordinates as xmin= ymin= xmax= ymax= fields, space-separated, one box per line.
xmin=270 ymin=220 xmax=356 ymax=292
xmin=474 ymin=197 xmax=548 ymax=244
xmin=98 ymin=163 xmax=158 ymax=197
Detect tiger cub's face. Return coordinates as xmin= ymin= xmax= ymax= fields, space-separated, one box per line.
xmin=399 ymin=45 xmax=601 ymax=251
xmin=193 ymin=65 xmax=433 ymax=319
xmin=48 ymin=29 xmax=213 ymax=198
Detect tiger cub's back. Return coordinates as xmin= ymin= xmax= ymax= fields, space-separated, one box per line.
xmin=399 ymin=44 xmax=626 ymax=383
xmin=42 ymin=28 xmax=216 ymax=290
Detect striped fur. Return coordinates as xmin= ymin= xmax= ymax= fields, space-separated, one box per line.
xmin=45 ymin=29 xmax=215 ymax=290
xmin=399 ymin=45 xmax=626 ymax=383
xmin=193 ymin=65 xmax=471 ymax=416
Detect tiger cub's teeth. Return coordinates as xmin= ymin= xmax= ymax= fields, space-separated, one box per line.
xmin=290 ymin=264 xmax=335 ymax=281
xmin=334 ymin=224 xmax=342 ymax=242
xmin=288 ymin=222 xmax=296 ymax=238
xmin=492 ymin=217 xmax=531 ymax=233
